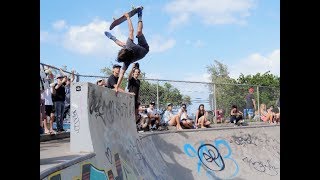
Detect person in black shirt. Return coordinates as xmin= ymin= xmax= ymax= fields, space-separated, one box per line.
xmin=106 ymin=64 xmax=126 ymax=93
xmin=127 ymin=63 xmax=141 ymax=117
xmin=52 ymin=74 xmax=66 ymax=132
xmin=128 ymin=64 xmax=140 ymax=103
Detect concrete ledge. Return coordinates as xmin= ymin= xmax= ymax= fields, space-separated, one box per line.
xmin=40 ymin=153 xmax=95 ymax=179
xmin=40 ymin=132 xmax=70 ymax=142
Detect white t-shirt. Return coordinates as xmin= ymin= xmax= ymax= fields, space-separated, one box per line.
xmin=42 ymin=88 xmax=53 ymax=105
xmin=147 ymin=108 xmax=157 ymax=120
xmin=40 ymin=69 xmax=50 ymax=90
xmin=178 ymin=109 xmax=188 ymax=121
xmin=162 ymin=110 xmax=174 ymax=124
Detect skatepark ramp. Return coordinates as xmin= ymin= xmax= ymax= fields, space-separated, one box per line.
xmin=40 ymin=82 xmax=280 ymax=180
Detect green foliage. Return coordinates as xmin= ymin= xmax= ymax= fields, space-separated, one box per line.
xmin=101 ymin=66 xmax=190 ymax=109
xmin=207 ymin=60 xmax=280 ymax=117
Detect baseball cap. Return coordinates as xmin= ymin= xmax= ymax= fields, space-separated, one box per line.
xmin=56 ymin=74 xmax=64 ymax=79
xmin=167 ymin=103 xmax=173 ymax=106
xmin=113 ymin=64 xmax=121 ymax=68
xmin=150 ymin=101 xmax=155 ymax=105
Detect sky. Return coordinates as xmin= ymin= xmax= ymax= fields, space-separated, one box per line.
xmin=40 ymin=0 xmax=280 ymax=112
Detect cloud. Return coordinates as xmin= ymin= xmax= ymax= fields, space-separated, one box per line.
xmin=52 ymin=20 xmax=67 ymax=30
xmin=41 ymin=18 xmax=176 ymax=57
xmin=40 ymin=31 xmax=49 ymax=42
xmin=40 ymin=30 xmax=61 ymax=43
xmin=164 ymin=0 xmax=255 ymax=28
xmin=148 ymin=35 xmax=176 ymax=53
xmin=229 ymin=49 xmax=280 ymax=78
xmin=62 ymin=18 xmax=127 ymax=58
xmin=185 ymin=40 xmax=205 ymax=48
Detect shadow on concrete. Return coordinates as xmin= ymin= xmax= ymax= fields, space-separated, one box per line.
xmin=150 ymin=133 xmax=194 ymax=180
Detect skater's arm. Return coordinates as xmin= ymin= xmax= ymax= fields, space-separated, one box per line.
xmin=128 ymin=64 xmax=136 ymax=80
xmin=124 ymin=13 xmax=134 ymax=40
xmin=115 ymin=68 xmax=125 ymax=93
xmin=70 ymin=70 xmax=75 ymax=82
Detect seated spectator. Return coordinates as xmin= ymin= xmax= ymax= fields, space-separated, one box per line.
xmin=230 ymin=105 xmax=243 ymax=125
xmin=260 ymin=103 xmax=273 ymax=124
xmin=253 ymin=110 xmax=260 ymax=121
xmin=161 ymin=103 xmax=182 ymax=130
xmin=136 ymin=104 xmax=150 ymax=131
xmin=147 ymin=101 xmax=161 ymax=130
xmin=195 ymin=104 xmax=210 ymax=128
xmin=178 ymin=104 xmax=194 ymax=129
xmin=215 ymin=109 xmax=224 ymax=123
xmin=269 ymin=105 xmax=280 ymax=124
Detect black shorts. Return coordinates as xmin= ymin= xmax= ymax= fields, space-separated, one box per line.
xmin=45 ymin=105 xmax=54 ymax=116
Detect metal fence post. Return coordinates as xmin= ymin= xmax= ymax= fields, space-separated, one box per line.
xmin=213 ymin=83 xmax=217 ymax=124
xmin=257 ymin=86 xmax=260 ymax=120
xmin=156 ymin=80 xmax=159 ymax=110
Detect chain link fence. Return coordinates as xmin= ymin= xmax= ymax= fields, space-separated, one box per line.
xmin=40 ymin=62 xmax=280 ymax=123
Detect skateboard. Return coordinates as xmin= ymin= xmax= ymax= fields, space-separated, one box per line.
xmin=109 ymin=6 xmax=143 ymax=30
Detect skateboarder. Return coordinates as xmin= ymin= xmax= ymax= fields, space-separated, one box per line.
xmin=104 ymin=8 xmax=149 ymax=93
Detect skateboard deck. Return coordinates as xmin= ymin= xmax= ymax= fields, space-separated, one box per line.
xmin=109 ymin=6 xmax=143 ymax=30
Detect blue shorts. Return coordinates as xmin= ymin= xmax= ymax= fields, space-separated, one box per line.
xmin=244 ymin=109 xmax=254 ymax=118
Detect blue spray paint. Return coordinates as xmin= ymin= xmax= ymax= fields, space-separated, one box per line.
xmin=183 ymin=139 xmax=239 ymax=179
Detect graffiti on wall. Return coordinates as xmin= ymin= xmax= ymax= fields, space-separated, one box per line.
xmin=183 ymin=139 xmax=239 ymax=179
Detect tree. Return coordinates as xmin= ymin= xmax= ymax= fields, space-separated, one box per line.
xmin=207 ymin=60 xmax=241 ymax=114
xmin=100 ymin=66 xmax=189 ymax=109
xmin=207 ymin=60 xmax=280 ymax=117
xmin=237 ymin=71 xmax=280 ymax=107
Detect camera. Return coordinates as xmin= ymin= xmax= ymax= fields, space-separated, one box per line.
xmin=134 ymin=62 xmax=139 ymax=69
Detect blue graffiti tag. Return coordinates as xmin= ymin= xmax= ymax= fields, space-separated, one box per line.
xmin=183 ymin=139 xmax=239 ymax=179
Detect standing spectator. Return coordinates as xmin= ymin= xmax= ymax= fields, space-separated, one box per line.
xmin=40 ymin=66 xmax=50 ymax=134
xmin=244 ymin=87 xmax=256 ymax=120
xmin=42 ymin=84 xmax=56 ymax=134
xmin=127 ymin=63 xmax=141 ymax=117
xmin=40 ymin=92 xmax=45 ymax=134
xmin=52 ymin=74 xmax=66 ymax=132
xmin=106 ymin=64 xmax=126 ymax=93
xmin=62 ymin=70 xmax=75 ymax=122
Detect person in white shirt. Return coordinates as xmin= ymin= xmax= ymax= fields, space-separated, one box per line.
xmin=147 ymin=101 xmax=161 ymax=130
xmin=162 ymin=103 xmax=182 ymax=130
xmin=177 ymin=104 xmax=194 ymax=129
xmin=41 ymin=83 xmax=56 ymax=134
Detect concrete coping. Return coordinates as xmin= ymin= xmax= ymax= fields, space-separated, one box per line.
xmin=40 ymin=153 xmax=96 ymax=179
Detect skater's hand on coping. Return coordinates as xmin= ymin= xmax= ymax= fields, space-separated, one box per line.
xmin=114 ymin=84 xmax=119 ymax=93
xmin=124 ymin=13 xmax=130 ymax=18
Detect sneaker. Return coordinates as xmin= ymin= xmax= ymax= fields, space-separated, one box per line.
xmin=151 ymin=124 xmax=157 ymax=130
xmin=137 ymin=8 xmax=143 ymax=19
